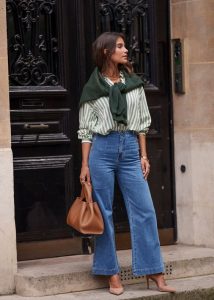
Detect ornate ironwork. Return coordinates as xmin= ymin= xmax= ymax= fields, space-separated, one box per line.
xmin=6 ymin=0 xmax=59 ymax=86
xmin=99 ymin=0 xmax=151 ymax=85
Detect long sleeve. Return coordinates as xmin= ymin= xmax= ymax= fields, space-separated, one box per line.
xmin=138 ymin=87 xmax=151 ymax=135
xmin=77 ymin=102 xmax=97 ymax=143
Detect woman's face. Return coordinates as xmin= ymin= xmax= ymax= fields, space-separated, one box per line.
xmin=109 ymin=37 xmax=128 ymax=65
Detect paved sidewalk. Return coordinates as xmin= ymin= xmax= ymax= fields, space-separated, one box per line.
xmin=1 ymin=274 xmax=214 ymax=300
xmin=15 ymin=244 xmax=214 ymax=296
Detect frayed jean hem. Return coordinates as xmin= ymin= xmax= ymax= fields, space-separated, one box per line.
xmin=92 ymin=267 xmax=120 ymax=276
xmin=132 ymin=265 xmax=165 ymax=276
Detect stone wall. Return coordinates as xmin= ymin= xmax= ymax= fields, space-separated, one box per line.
xmin=0 ymin=0 xmax=17 ymax=294
xmin=171 ymin=0 xmax=214 ymax=247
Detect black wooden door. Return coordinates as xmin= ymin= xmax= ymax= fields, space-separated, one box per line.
xmin=7 ymin=0 xmax=84 ymax=260
xmin=7 ymin=0 xmax=175 ymax=260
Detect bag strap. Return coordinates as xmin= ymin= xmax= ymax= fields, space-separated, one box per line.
xmin=81 ymin=182 xmax=93 ymax=203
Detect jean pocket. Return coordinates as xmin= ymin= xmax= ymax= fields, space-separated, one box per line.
xmin=91 ymin=135 xmax=108 ymax=152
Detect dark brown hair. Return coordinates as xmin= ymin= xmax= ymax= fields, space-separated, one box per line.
xmin=92 ymin=32 xmax=133 ymax=74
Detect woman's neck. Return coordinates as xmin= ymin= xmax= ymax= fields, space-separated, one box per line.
xmin=102 ymin=71 xmax=121 ymax=83
xmin=101 ymin=64 xmax=120 ymax=79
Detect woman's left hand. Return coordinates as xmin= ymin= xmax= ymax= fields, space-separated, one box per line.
xmin=141 ymin=158 xmax=150 ymax=180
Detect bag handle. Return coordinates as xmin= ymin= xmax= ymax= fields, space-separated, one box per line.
xmin=80 ymin=182 xmax=93 ymax=203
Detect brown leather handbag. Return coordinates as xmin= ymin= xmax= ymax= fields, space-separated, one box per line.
xmin=66 ymin=182 xmax=104 ymax=234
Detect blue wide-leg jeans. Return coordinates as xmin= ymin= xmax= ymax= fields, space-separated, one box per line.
xmin=89 ymin=131 xmax=164 ymax=276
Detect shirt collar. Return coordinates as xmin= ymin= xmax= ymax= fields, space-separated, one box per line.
xmin=102 ymin=71 xmax=125 ymax=86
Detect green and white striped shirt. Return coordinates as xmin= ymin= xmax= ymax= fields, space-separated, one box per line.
xmin=78 ymin=74 xmax=151 ymax=143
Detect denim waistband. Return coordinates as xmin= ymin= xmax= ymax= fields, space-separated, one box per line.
xmin=94 ymin=130 xmax=137 ymax=137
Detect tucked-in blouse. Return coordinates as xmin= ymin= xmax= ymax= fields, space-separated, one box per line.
xmin=78 ymin=73 xmax=151 ymax=143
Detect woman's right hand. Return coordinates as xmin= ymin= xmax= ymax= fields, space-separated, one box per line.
xmin=80 ymin=163 xmax=91 ymax=185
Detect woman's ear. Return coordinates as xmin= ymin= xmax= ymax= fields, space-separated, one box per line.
xmin=104 ymin=49 xmax=108 ymax=55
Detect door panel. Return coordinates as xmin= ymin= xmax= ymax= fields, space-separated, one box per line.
xmin=11 ymin=109 xmax=70 ymax=145
xmin=7 ymin=0 xmax=81 ymax=260
xmin=14 ymin=155 xmax=73 ymax=242
xmin=6 ymin=0 xmax=175 ymax=260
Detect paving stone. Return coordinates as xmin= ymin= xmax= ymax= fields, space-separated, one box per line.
xmin=1 ymin=274 xmax=214 ymax=300
xmin=14 ymin=245 xmax=214 ymax=296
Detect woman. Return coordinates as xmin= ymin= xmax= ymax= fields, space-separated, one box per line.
xmin=78 ymin=32 xmax=175 ymax=295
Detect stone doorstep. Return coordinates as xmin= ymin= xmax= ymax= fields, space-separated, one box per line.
xmin=2 ymin=274 xmax=214 ymax=300
xmin=15 ymin=244 xmax=214 ymax=297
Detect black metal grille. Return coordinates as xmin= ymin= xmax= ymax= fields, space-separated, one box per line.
xmin=6 ymin=0 xmax=59 ymax=86
xmin=98 ymin=0 xmax=152 ymax=85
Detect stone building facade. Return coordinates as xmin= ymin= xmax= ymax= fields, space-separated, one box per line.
xmin=0 ymin=0 xmax=213 ymax=295
xmin=171 ymin=0 xmax=214 ymax=246
xmin=0 ymin=0 xmax=17 ymax=294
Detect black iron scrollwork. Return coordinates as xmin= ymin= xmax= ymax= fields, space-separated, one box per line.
xmin=99 ymin=0 xmax=151 ymax=85
xmin=6 ymin=0 xmax=59 ymax=86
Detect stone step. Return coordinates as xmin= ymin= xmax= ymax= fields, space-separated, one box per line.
xmin=15 ymin=244 xmax=214 ymax=297
xmin=2 ymin=274 xmax=214 ymax=300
